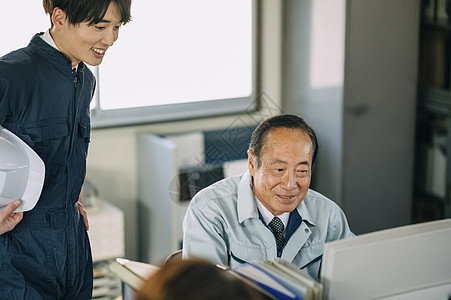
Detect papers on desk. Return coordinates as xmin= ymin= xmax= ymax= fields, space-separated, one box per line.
xmin=233 ymin=258 xmax=323 ymax=300
xmin=109 ymin=258 xmax=159 ymax=291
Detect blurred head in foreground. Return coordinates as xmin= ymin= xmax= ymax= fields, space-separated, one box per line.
xmin=136 ymin=258 xmax=264 ymax=300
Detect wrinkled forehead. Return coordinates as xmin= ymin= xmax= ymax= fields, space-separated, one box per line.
xmin=262 ymin=127 xmax=312 ymax=149
xmin=260 ymin=128 xmax=313 ymax=161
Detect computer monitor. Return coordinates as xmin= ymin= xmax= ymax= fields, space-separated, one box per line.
xmin=320 ymin=218 xmax=451 ymax=300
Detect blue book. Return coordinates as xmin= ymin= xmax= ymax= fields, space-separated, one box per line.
xmin=233 ymin=262 xmax=304 ymax=300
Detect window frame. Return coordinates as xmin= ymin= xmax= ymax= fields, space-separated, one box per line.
xmin=90 ymin=0 xmax=259 ymax=128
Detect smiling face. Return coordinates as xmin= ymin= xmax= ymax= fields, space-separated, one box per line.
xmin=248 ymin=127 xmax=313 ymax=216
xmin=50 ymin=2 xmax=123 ymax=67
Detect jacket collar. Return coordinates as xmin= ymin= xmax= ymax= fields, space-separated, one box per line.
xmin=237 ymin=171 xmax=259 ymax=223
xmin=29 ymin=33 xmax=86 ymax=73
xmin=297 ymin=196 xmax=316 ymax=227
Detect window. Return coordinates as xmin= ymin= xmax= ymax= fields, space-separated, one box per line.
xmin=1 ymin=2 xmax=49 ymax=57
xmin=1 ymin=0 xmax=257 ymax=128
xmin=93 ymin=0 xmax=257 ymax=127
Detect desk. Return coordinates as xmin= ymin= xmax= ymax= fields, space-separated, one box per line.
xmin=109 ymin=258 xmax=160 ymax=300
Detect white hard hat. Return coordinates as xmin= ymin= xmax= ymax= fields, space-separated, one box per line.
xmin=0 ymin=125 xmax=45 ymax=212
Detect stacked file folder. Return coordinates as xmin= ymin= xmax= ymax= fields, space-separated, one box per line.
xmin=233 ymin=258 xmax=323 ymax=300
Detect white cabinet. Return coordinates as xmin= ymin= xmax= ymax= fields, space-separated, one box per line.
xmin=87 ymin=201 xmax=125 ymax=262
xmin=137 ymin=134 xmax=186 ymax=265
xmin=87 ymin=201 xmax=125 ymax=299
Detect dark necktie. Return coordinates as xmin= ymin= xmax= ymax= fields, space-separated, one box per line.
xmin=269 ymin=217 xmax=285 ymax=255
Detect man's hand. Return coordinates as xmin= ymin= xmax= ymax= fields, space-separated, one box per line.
xmin=77 ymin=190 xmax=89 ymax=231
xmin=0 ymin=200 xmax=23 ymax=235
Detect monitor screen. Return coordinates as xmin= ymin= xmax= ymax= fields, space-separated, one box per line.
xmin=320 ymin=218 xmax=451 ymax=300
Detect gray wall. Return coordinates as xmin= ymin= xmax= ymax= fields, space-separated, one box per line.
xmin=283 ymin=0 xmax=420 ymax=234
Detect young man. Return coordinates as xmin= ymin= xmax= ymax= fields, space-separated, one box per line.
xmin=0 ymin=0 xmax=131 ymax=298
xmin=182 ymin=114 xmax=354 ymax=281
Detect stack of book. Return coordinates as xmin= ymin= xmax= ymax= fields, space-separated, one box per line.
xmin=110 ymin=257 xmax=322 ymax=300
xmin=232 ymin=258 xmax=323 ymax=300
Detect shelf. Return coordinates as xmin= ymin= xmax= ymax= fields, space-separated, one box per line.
xmin=421 ymin=19 xmax=451 ymax=31
xmin=415 ymin=0 xmax=451 ymax=223
xmin=418 ymin=86 xmax=451 ymax=115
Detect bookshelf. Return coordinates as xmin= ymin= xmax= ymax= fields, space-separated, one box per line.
xmin=414 ymin=0 xmax=451 ymax=222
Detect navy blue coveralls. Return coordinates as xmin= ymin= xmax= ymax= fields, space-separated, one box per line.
xmin=0 ymin=33 xmax=95 ymax=299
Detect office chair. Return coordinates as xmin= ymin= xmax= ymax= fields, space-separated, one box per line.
xmin=164 ymin=249 xmax=183 ymax=265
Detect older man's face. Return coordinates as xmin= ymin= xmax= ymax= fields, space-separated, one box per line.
xmin=248 ymin=127 xmax=313 ymax=216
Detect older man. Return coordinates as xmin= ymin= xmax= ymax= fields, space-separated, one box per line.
xmin=182 ymin=114 xmax=354 ymax=281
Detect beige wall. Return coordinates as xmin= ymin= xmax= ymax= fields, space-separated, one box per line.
xmin=86 ymin=0 xmax=283 ymax=260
